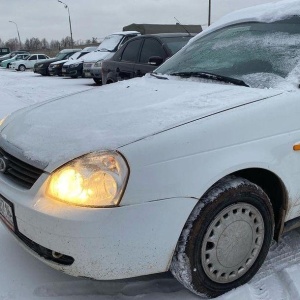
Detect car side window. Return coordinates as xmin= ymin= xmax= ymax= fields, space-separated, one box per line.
xmin=121 ymin=39 xmax=143 ymax=63
xmin=29 ymin=55 xmax=37 ymax=60
xmin=38 ymin=55 xmax=46 ymax=59
xmin=139 ymin=39 xmax=166 ymax=64
xmin=120 ymin=35 xmax=137 ymax=47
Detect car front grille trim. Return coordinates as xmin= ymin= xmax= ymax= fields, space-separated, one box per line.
xmin=0 ymin=148 xmax=44 ymax=189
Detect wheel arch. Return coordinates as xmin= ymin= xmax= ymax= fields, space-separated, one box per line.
xmin=206 ymin=168 xmax=288 ymax=241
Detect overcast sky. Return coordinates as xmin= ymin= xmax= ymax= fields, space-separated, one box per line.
xmin=2 ymin=0 xmax=280 ymax=43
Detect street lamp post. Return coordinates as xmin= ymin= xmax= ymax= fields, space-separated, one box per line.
xmin=208 ymin=0 xmax=212 ymax=26
xmin=57 ymin=0 xmax=74 ymax=47
xmin=9 ymin=21 xmax=22 ymax=49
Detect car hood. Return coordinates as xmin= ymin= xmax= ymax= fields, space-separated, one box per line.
xmin=50 ymin=59 xmax=68 ymax=66
xmin=37 ymin=58 xmax=61 ymax=65
xmin=0 ymin=76 xmax=282 ymax=171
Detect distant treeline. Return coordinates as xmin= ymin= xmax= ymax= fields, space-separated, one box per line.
xmin=0 ymin=36 xmax=99 ymax=52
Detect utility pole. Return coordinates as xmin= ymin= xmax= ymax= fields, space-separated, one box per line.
xmin=9 ymin=21 xmax=22 ymax=49
xmin=208 ymin=0 xmax=212 ymax=26
xmin=58 ymin=0 xmax=74 ymax=48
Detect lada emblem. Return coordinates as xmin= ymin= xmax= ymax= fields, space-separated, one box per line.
xmin=0 ymin=157 xmax=7 ymax=173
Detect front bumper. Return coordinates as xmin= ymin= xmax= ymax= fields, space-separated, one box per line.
xmin=0 ymin=173 xmax=196 ymax=280
xmin=34 ymin=67 xmax=48 ymax=75
xmin=48 ymin=66 xmax=62 ymax=76
xmin=90 ymin=67 xmax=102 ymax=79
xmin=62 ymin=67 xmax=82 ymax=77
xmin=83 ymin=63 xmax=94 ymax=78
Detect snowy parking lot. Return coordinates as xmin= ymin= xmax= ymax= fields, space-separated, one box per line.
xmin=1 ymin=68 xmax=300 ymax=300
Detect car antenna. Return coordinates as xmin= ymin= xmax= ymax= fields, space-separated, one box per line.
xmin=174 ymin=17 xmax=192 ymax=36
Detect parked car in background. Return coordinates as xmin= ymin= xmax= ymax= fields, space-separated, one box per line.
xmin=82 ymin=31 xmax=140 ymax=82
xmin=58 ymin=46 xmax=97 ymax=78
xmin=0 ymin=50 xmax=29 ymax=63
xmin=1 ymin=1 xmax=299 ymax=298
xmin=11 ymin=54 xmax=50 ymax=71
xmin=48 ymin=47 xmax=96 ymax=76
xmin=33 ymin=49 xmax=81 ymax=76
xmin=101 ymin=33 xmax=194 ymax=85
xmin=48 ymin=47 xmax=97 ymax=76
xmin=1 ymin=53 xmax=30 ymax=68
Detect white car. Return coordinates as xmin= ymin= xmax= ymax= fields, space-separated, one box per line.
xmin=11 ymin=54 xmax=49 ymax=71
xmin=0 ymin=0 xmax=300 ymax=297
xmin=81 ymin=31 xmax=140 ymax=82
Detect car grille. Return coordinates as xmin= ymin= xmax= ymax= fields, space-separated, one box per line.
xmin=84 ymin=63 xmax=92 ymax=68
xmin=0 ymin=148 xmax=44 ymax=189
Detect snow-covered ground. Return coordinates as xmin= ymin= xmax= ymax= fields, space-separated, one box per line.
xmin=1 ymin=68 xmax=300 ymax=300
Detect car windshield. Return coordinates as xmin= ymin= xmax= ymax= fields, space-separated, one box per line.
xmin=161 ymin=36 xmax=193 ymax=55
xmin=97 ymin=34 xmax=123 ymax=51
xmin=156 ymin=17 xmax=300 ymax=88
xmin=55 ymin=53 xmax=67 ymax=60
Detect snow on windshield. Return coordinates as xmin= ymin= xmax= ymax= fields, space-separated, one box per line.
xmin=157 ymin=19 xmax=300 ymax=90
xmin=97 ymin=35 xmax=123 ymax=51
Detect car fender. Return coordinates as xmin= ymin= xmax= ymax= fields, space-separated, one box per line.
xmin=120 ymin=91 xmax=299 ymax=222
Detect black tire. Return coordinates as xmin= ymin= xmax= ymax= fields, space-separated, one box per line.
xmin=6 ymin=63 xmax=10 ymax=69
xmin=171 ymin=176 xmax=274 ymax=298
xmin=18 ymin=64 xmax=26 ymax=72
xmin=93 ymin=78 xmax=102 ymax=85
xmin=106 ymin=78 xmax=115 ymax=84
xmin=71 ymin=75 xmax=78 ymax=79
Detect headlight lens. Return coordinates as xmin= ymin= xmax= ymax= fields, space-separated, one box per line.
xmin=69 ymin=63 xmax=79 ymax=68
xmin=0 ymin=117 xmax=7 ymax=126
xmin=39 ymin=64 xmax=44 ymax=68
xmin=46 ymin=151 xmax=129 ymax=207
xmin=94 ymin=60 xmax=103 ymax=68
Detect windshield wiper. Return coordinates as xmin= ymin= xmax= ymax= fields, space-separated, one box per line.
xmin=170 ymin=71 xmax=249 ymax=87
xmin=150 ymin=73 xmax=169 ymax=80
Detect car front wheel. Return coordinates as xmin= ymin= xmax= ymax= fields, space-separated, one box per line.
xmin=18 ymin=65 xmax=26 ymax=72
xmin=171 ymin=176 xmax=274 ymax=298
xmin=93 ymin=78 xmax=102 ymax=85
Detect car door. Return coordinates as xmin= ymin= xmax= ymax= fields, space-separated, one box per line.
xmin=26 ymin=55 xmax=38 ymax=68
xmin=134 ymin=38 xmax=168 ymax=77
xmin=115 ymin=38 xmax=143 ymax=81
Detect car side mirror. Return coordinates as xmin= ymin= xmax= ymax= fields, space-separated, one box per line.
xmin=148 ymin=56 xmax=164 ymax=66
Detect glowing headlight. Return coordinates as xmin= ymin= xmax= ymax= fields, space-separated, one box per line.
xmin=46 ymin=152 xmax=129 ymax=207
xmin=0 ymin=117 xmax=7 ymax=127
xmin=94 ymin=60 xmax=103 ymax=68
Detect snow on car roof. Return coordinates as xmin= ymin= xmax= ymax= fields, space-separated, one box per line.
xmin=193 ymin=0 xmax=300 ymax=41
xmin=111 ymin=31 xmax=140 ymax=35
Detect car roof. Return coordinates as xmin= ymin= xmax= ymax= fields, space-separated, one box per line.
xmin=110 ymin=31 xmax=140 ymax=36
xmin=141 ymin=33 xmax=195 ymax=38
xmin=59 ymin=49 xmax=82 ymax=53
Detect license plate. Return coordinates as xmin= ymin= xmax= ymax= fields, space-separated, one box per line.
xmin=0 ymin=196 xmax=15 ymax=231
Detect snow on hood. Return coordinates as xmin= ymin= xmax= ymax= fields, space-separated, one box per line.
xmin=190 ymin=0 xmax=300 ymax=44
xmin=0 ymin=76 xmax=282 ymax=170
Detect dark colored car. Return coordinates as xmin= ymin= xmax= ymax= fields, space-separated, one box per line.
xmin=48 ymin=47 xmax=96 ymax=77
xmin=61 ymin=60 xmax=85 ymax=78
xmin=101 ymin=33 xmax=193 ymax=85
xmin=33 ymin=49 xmax=81 ymax=76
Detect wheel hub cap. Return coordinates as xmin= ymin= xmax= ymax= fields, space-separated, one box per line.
xmin=201 ymin=203 xmax=264 ymax=283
